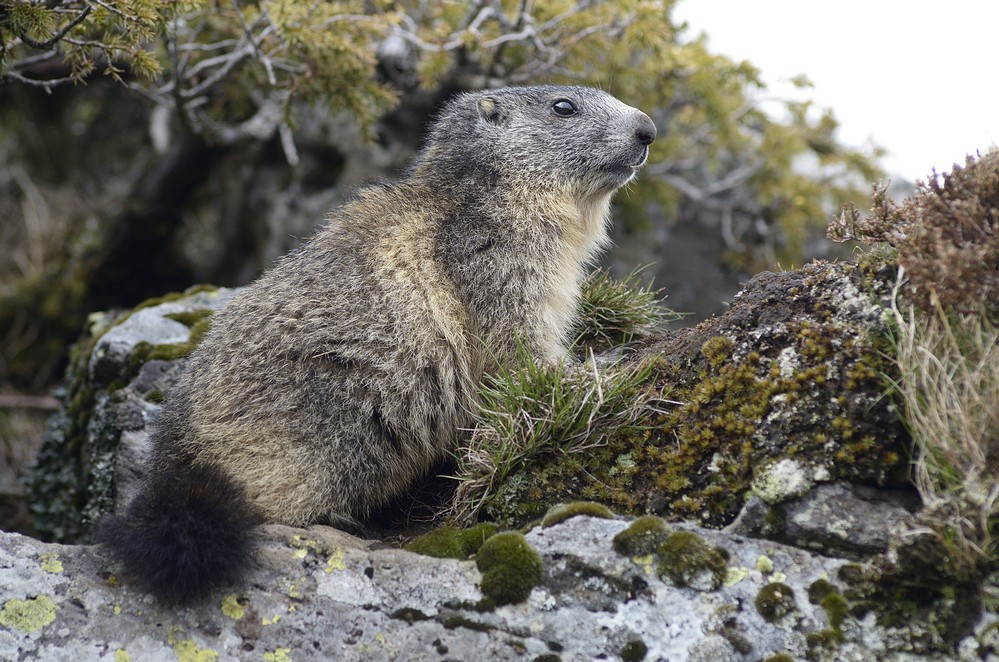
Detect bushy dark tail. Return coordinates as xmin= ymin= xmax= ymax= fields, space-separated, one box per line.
xmin=96 ymin=463 xmax=262 ymax=604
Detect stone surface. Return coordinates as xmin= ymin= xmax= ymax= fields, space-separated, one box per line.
xmin=4 ymin=514 xmax=993 ymax=661
xmin=14 ymin=261 xmax=998 ymax=660
xmin=728 ymin=483 xmax=920 ymax=559
xmin=25 ymin=287 xmax=238 ymax=542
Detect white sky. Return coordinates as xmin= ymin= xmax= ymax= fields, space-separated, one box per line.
xmin=673 ymin=0 xmax=999 ymax=183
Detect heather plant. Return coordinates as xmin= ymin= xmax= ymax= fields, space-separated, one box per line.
xmin=831 ymin=149 xmax=999 ymax=318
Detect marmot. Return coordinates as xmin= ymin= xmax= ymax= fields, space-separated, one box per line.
xmin=98 ymin=85 xmax=656 ymax=602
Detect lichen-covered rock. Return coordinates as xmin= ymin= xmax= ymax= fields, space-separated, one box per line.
xmin=25 ymin=286 xmax=237 ymax=542
xmin=482 ymin=260 xmax=908 ymax=527
xmin=3 ymin=515 xmax=991 ymax=661
xmin=728 ymin=482 xmax=920 ymax=558
xmin=13 ymin=259 xmax=996 ymax=658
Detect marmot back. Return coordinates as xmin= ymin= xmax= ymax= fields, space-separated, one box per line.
xmin=98 ymin=85 xmax=656 ymax=602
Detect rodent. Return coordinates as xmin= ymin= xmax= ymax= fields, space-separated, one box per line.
xmin=97 ymin=84 xmax=656 ymax=602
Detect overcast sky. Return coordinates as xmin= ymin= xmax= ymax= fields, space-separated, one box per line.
xmin=673 ymin=0 xmax=998 ymax=183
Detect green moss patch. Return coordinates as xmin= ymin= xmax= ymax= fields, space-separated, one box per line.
xmin=807 ymin=578 xmax=837 ymax=605
xmin=755 ymin=582 xmax=797 ymax=622
xmin=165 ymin=308 xmax=213 ymax=328
xmin=656 ymin=531 xmax=728 ymax=591
xmin=611 ymin=516 xmax=670 ymax=557
xmin=404 ymin=523 xmax=497 ymax=559
xmin=541 ymin=502 xmax=614 ymax=528
xmin=476 ymin=532 xmax=544 ymax=607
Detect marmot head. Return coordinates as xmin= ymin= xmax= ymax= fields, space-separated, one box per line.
xmin=417 ymin=85 xmax=656 ymax=201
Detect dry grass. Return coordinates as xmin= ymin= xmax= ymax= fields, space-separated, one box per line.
xmin=890 ymin=275 xmax=999 ymax=577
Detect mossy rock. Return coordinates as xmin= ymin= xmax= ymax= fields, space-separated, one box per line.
xmin=541 ymin=501 xmax=615 ymax=528
xmin=404 ymin=523 xmax=497 ymax=559
xmin=476 ymin=532 xmax=544 ymax=607
xmin=656 ymin=530 xmax=728 ymax=591
xmin=839 ymin=533 xmax=986 ymax=646
xmin=25 ymin=286 xmax=229 ymax=542
xmin=476 ymin=261 xmax=908 ymax=529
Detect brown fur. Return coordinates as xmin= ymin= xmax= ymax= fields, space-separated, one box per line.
xmin=100 ymin=85 xmax=654 ymax=601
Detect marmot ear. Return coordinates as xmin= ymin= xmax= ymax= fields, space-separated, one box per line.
xmin=477 ymin=97 xmax=510 ymax=127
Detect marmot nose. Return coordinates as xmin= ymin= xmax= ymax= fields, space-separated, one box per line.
xmin=634 ymin=115 xmax=657 ymax=146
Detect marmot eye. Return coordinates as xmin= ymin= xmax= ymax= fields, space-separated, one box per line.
xmin=552 ymin=99 xmax=578 ymax=117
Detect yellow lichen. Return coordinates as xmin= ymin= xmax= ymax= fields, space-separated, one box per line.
xmin=114 ymin=650 xmax=130 ymax=662
xmin=39 ymin=553 xmax=64 ymax=574
xmin=262 ymin=648 xmax=292 ymax=662
xmin=325 ymin=547 xmax=346 ymax=573
xmin=0 ymin=595 xmax=58 ymax=633
xmin=167 ymin=628 xmax=219 ymax=662
xmin=288 ymin=577 xmax=308 ymax=599
xmin=724 ymin=566 xmax=750 ymax=587
xmin=632 ymin=553 xmax=656 ymax=575
xmin=220 ymin=594 xmax=246 ymax=620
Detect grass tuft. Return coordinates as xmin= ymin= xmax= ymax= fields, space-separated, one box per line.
xmin=889 ymin=277 xmax=999 ymax=579
xmin=574 ymin=268 xmax=681 ymax=350
xmin=449 ymin=343 xmax=654 ymax=525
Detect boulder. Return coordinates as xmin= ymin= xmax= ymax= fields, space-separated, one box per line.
xmin=4 ymin=513 xmax=993 ymax=661
xmin=13 ymin=260 xmax=997 ymax=659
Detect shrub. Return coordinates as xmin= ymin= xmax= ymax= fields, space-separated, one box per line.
xmin=831 ymin=149 xmax=999 ymax=318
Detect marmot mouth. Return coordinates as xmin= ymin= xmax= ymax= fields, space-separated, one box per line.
xmin=633 ymin=145 xmax=649 ymax=168
xmin=603 ymin=146 xmax=648 ymax=181
xmin=598 ymin=166 xmax=639 ymax=190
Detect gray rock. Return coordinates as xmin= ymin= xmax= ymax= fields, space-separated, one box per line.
xmin=729 ymin=482 xmax=920 ymax=558
xmin=88 ymin=289 xmax=238 ymax=388
xmin=26 ymin=287 xmax=239 ymax=542
xmin=15 ymin=262 xmax=995 ymax=660
xmin=3 ymin=515 xmax=984 ymax=661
